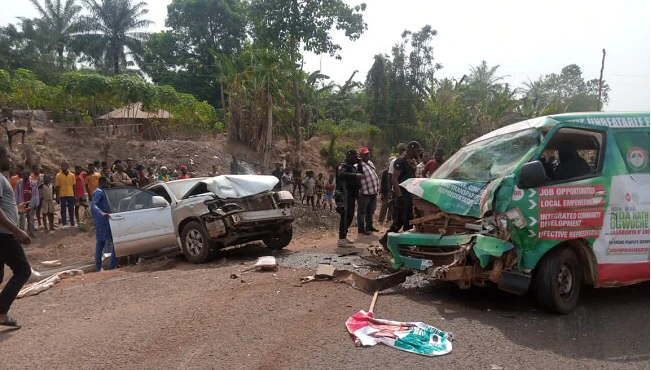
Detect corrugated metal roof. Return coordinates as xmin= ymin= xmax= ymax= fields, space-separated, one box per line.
xmin=97 ymin=103 xmax=172 ymax=120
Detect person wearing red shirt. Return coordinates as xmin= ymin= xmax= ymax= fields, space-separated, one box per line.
xmin=177 ymin=165 xmax=191 ymax=179
xmin=423 ymin=149 xmax=445 ymax=178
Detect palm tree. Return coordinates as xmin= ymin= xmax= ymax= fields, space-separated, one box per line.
xmin=76 ymin=0 xmax=152 ymax=75
xmin=28 ymin=0 xmax=83 ymax=68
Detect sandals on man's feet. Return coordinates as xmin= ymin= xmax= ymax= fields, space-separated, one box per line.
xmin=0 ymin=315 xmax=21 ymax=328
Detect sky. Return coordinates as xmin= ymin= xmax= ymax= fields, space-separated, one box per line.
xmin=1 ymin=0 xmax=649 ymax=111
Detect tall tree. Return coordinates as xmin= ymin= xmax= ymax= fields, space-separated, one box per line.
xmin=76 ymin=0 xmax=153 ymax=75
xmin=520 ymin=64 xmax=610 ymax=114
xmin=0 ymin=20 xmax=60 ymax=84
xmin=28 ymin=0 xmax=83 ymax=69
xmin=250 ymin=0 xmax=367 ymax=165
xmin=142 ymin=0 xmax=248 ymax=109
xmin=364 ymin=54 xmax=390 ymax=126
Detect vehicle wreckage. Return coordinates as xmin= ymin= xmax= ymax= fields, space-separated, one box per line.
xmin=387 ymin=112 xmax=650 ymax=313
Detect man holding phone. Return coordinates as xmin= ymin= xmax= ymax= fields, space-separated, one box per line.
xmin=0 ymin=144 xmax=32 ymax=329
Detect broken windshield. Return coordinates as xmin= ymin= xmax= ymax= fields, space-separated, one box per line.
xmin=433 ymin=128 xmax=540 ymax=182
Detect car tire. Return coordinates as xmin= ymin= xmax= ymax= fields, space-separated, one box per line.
xmin=534 ymin=247 xmax=582 ymax=314
xmin=181 ymin=221 xmax=216 ymax=264
xmin=264 ymin=227 xmax=293 ymax=250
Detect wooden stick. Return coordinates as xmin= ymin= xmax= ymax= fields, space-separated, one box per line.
xmin=369 ymin=290 xmax=379 ymax=313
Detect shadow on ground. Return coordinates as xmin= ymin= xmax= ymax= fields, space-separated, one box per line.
xmin=396 ymin=279 xmax=649 ymax=363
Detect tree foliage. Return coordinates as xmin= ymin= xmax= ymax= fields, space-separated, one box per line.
xmin=142 ymin=0 xmax=248 ymax=108
xmin=75 ymin=0 xmax=153 ymax=75
xmin=0 ymin=3 xmax=615 ymax=163
xmin=250 ymin=0 xmax=367 ymax=165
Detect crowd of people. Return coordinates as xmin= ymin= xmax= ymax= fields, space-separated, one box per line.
xmin=0 ymin=141 xmax=444 ymax=328
xmin=333 ymin=142 xmax=445 ymax=248
xmin=5 ymin=158 xmax=204 ymax=236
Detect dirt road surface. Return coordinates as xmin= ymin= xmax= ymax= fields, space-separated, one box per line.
xmin=2 ymin=235 xmax=649 ymax=370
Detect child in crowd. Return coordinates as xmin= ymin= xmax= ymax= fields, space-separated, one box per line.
xmin=302 ymin=171 xmax=316 ymax=210
xmin=39 ymin=174 xmax=55 ymax=232
xmin=315 ymin=173 xmax=324 ymax=209
xmin=323 ymin=173 xmax=336 ymax=212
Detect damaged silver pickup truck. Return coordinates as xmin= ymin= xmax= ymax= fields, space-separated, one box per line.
xmin=104 ymin=175 xmax=294 ymax=263
xmin=388 ymin=112 xmax=650 ymax=313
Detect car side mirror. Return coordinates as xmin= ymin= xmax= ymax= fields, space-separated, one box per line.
xmin=519 ymin=161 xmax=548 ymax=189
xmin=152 ymin=196 xmax=169 ymax=208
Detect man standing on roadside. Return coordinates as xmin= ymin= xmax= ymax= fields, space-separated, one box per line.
xmin=336 ymin=149 xmax=364 ymax=247
xmin=356 ymin=147 xmax=380 ymax=235
xmin=388 ymin=143 xmax=406 ymax=184
xmin=74 ymin=165 xmax=88 ymax=225
xmin=379 ymin=141 xmax=421 ymax=248
xmin=111 ymin=163 xmax=132 ymax=187
xmin=91 ymin=176 xmax=117 ymax=272
xmin=230 ymin=156 xmax=239 ymax=175
xmin=378 ymin=157 xmax=395 ymax=225
xmin=271 ymin=163 xmax=283 ymax=191
xmin=125 ymin=158 xmax=138 ymax=183
xmin=85 ymin=163 xmax=100 ymax=199
xmin=423 ymin=149 xmax=444 ymax=178
xmin=281 ymin=168 xmax=293 ymax=192
xmin=15 ymin=169 xmax=39 ymax=237
xmin=55 ymin=161 xmax=76 ymax=229
xmin=30 ymin=165 xmax=43 ymax=230
xmin=0 ymin=144 xmax=32 ymax=329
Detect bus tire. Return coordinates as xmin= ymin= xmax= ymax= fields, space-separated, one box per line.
xmin=534 ymin=247 xmax=582 ymax=314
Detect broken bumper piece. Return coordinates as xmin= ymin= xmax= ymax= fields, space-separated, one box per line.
xmin=387 ymin=231 xmax=516 ymax=283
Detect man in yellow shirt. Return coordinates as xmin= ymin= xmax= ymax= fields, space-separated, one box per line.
xmin=55 ymin=161 xmax=76 ymax=229
xmin=84 ymin=162 xmax=101 ymax=198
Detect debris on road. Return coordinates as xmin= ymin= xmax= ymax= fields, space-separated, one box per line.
xmin=345 ymin=310 xmax=453 ymax=356
xmin=301 ymin=264 xmax=410 ymax=294
xmin=242 ymin=256 xmax=278 ymax=272
xmin=18 ymin=270 xmax=84 ymax=298
xmin=230 ymin=273 xmax=240 ymax=279
xmin=41 ymin=260 xmax=62 ymax=267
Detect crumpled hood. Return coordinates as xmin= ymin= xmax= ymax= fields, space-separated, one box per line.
xmin=401 ymin=178 xmax=498 ymax=218
xmin=203 ymin=175 xmax=279 ymax=199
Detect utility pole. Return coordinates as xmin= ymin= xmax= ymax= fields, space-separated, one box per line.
xmin=598 ymin=49 xmax=606 ymax=111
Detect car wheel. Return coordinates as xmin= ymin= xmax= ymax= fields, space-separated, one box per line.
xmin=181 ymin=221 xmax=215 ymax=264
xmin=534 ymin=247 xmax=582 ymax=314
xmin=264 ymin=227 xmax=293 ymax=250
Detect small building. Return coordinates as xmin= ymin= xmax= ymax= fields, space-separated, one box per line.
xmin=97 ymin=103 xmax=172 ymax=140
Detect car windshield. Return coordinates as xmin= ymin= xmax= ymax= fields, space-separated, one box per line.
xmin=433 ymin=128 xmax=540 ymax=182
xmin=164 ymin=178 xmax=205 ymax=200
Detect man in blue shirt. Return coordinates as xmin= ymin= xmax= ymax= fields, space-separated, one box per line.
xmin=91 ymin=177 xmax=117 ymax=271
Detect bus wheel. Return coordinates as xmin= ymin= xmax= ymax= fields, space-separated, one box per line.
xmin=534 ymin=247 xmax=581 ymax=314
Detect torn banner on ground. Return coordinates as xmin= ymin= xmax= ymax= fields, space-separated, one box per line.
xmin=345 ymin=310 xmax=453 ymax=356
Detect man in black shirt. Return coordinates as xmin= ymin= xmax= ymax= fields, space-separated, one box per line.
xmin=336 ymin=149 xmax=364 ymax=247
xmin=378 ymin=157 xmax=395 ymax=224
xmin=125 ymin=158 xmax=138 ymax=184
xmin=379 ymin=141 xmax=421 ymax=249
xmin=230 ymin=156 xmax=239 ymax=175
xmin=271 ymin=163 xmax=283 ymax=190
